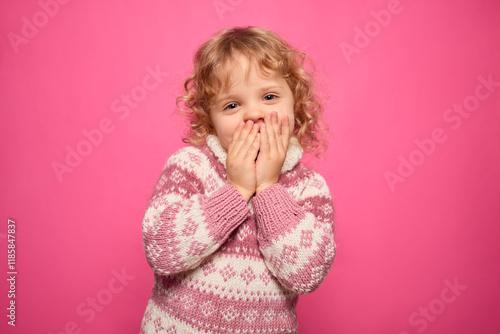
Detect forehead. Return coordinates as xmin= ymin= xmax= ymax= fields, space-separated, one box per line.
xmin=215 ymin=53 xmax=277 ymax=91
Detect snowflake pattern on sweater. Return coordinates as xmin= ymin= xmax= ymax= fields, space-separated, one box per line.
xmin=140 ymin=135 xmax=336 ymax=334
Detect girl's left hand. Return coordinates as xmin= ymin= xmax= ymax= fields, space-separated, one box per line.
xmin=255 ymin=111 xmax=290 ymax=194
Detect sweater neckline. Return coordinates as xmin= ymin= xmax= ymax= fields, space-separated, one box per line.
xmin=205 ymin=134 xmax=303 ymax=174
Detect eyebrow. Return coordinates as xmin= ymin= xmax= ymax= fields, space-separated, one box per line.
xmin=258 ymin=85 xmax=284 ymax=93
xmin=217 ymin=85 xmax=284 ymax=103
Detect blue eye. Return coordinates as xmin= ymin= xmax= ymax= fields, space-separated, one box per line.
xmin=264 ymin=94 xmax=277 ymax=101
xmin=223 ymin=103 xmax=239 ymax=110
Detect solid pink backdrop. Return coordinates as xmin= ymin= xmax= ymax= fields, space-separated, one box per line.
xmin=1 ymin=0 xmax=499 ymax=333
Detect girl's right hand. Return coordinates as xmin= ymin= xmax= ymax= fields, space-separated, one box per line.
xmin=226 ymin=120 xmax=260 ymax=202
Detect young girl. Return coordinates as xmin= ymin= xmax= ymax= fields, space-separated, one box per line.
xmin=140 ymin=26 xmax=336 ymax=334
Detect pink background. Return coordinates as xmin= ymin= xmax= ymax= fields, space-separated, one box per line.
xmin=1 ymin=0 xmax=499 ymax=333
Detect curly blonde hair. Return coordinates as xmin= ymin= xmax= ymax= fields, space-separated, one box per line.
xmin=176 ymin=26 xmax=329 ymax=157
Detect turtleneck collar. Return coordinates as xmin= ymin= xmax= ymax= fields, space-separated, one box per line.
xmin=205 ymin=134 xmax=303 ymax=174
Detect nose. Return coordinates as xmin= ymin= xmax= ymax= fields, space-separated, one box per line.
xmin=243 ymin=107 xmax=266 ymax=125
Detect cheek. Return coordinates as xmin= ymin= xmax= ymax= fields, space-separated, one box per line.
xmin=282 ymin=109 xmax=295 ymax=132
xmin=225 ymin=122 xmax=241 ymax=137
xmin=285 ymin=100 xmax=295 ymax=130
xmin=289 ymin=116 xmax=295 ymax=132
xmin=218 ymin=122 xmax=240 ymax=148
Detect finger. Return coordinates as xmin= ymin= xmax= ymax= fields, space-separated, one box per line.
xmin=240 ymin=122 xmax=259 ymax=159
xmin=246 ymin=130 xmax=260 ymax=162
xmin=271 ymin=111 xmax=285 ymax=154
xmin=272 ymin=111 xmax=281 ymax=137
xmin=281 ymin=114 xmax=290 ymax=151
xmin=231 ymin=120 xmax=254 ymax=156
xmin=228 ymin=121 xmax=246 ymax=155
xmin=236 ymin=121 xmax=256 ymax=157
xmin=259 ymin=122 xmax=270 ymax=153
xmin=264 ymin=112 xmax=277 ymax=153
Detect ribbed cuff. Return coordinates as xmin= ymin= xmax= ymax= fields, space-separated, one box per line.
xmin=252 ymin=183 xmax=305 ymax=240
xmin=203 ymin=184 xmax=251 ymax=242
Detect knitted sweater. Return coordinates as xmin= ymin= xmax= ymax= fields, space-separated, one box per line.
xmin=140 ymin=135 xmax=336 ymax=334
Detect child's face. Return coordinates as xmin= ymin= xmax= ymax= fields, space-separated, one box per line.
xmin=209 ymin=54 xmax=295 ymax=150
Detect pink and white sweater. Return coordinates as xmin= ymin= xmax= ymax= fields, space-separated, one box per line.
xmin=140 ymin=134 xmax=336 ymax=334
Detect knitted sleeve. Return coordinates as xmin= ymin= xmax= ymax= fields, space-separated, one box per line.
xmin=142 ymin=147 xmax=251 ymax=276
xmin=252 ymin=171 xmax=336 ymax=294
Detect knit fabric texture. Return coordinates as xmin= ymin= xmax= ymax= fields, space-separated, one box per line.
xmin=140 ymin=135 xmax=336 ymax=334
